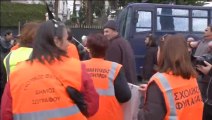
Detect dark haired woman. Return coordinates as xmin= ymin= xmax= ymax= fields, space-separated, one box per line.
xmin=138 ymin=34 xmax=203 ymax=120
xmin=1 ymin=20 xmax=99 ymax=120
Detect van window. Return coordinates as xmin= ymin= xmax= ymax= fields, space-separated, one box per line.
xmin=211 ymin=10 xmax=212 ymax=23
xmin=136 ymin=11 xmax=152 ymax=32
xmin=157 ymin=8 xmax=189 ymax=31
xmin=192 ymin=10 xmax=208 ymax=17
xmin=158 ymin=8 xmax=189 ymax=16
xmin=192 ymin=18 xmax=208 ymax=32
xmin=210 ymin=10 xmax=212 ymax=24
xmin=192 ymin=10 xmax=208 ymax=32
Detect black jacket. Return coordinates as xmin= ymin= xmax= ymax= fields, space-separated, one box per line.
xmin=0 ymin=37 xmax=11 ymax=101
xmin=138 ymin=81 xmax=166 ymax=120
xmin=204 ymin=68 xmax=212 ymax=105
xmin=0 ymin=37 xmax=12 ymax=60
xmin=142 ymin=46 xmax=158 ymax=81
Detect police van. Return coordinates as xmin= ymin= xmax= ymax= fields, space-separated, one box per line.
xmin=116 ymin=3 xmax=212 ymax=76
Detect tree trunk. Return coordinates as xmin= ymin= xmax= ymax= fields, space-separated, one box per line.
xmin=73 ymin=0 xmax=76 ymax=12
xmin=87 ymin=0 xmax=93 ymax=25
xmin=109 ymin=0 xmax=118 ymax=10
xmin=73 ymin=0 xmax=76 ymax=15
xmin=54 ymin=0 xmax=59 ymax=19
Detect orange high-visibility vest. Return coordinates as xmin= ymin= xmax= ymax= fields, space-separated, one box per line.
xmin=83 ymin=58 xmax=123 ymax=120
xmin=67 ymin=43 xmax=80 ymax=60
xmin=147 ymin=72 xmax=203 ymax=120
xmin=9 ymin=58 xmax=86 ymax=120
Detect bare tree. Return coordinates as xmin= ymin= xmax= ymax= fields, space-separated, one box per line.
xmin=54 ymin=0 xmax=59 ymax=19
xmin=86 ymin=0 xmax=93 ymax=25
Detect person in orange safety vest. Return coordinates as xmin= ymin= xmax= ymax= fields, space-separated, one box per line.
xmin=138 ymin=34 xmax=203 ymax=120
xmin=1 ymin=20 xmax=99 ymax=120
xmin=83 ymin=33 xmax=131 ymax=120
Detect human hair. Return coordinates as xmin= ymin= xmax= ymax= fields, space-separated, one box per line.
xmin=157 ymin=34 xmax=197 ymax=79
xmin=86 ymin=33 xmax=109 ymax=58
xmin=31 ymin=20 xmax=67 ymax=63
xmin=4 ymin=30 xmax=12 ymax=36
xmin=186 ymin=34 xmax=198 ymax=42
xmin=66 ymin=27 xmax=72 ymax=41
xmin=19 ymin=22 xmax=40 ymax=47
xmin=81 ymin=35 xmax=87 ymax=42
xmin=66 ymin=27 xmax=78 ymax=46
xmin=146 ymin=34 xmax=157 ymax=47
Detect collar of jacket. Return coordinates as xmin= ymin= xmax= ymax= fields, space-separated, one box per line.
xmin=110 ymin=34 xmax=120 ymax=42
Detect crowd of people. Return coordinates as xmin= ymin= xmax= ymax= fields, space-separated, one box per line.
xmin=0 ymin=18 xmax=211 ymax=120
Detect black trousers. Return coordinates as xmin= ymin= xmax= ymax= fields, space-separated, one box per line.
xmin=203 ymin=104 xmax=212 ymax=120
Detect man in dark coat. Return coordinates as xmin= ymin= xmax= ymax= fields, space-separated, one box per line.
xmin=0 ymin=30 xmax=13 ymax=102
xmin=103 ymin=20 xmax=137 ymax=84
xmin=197 ymin=60 xmax=212 ymax=120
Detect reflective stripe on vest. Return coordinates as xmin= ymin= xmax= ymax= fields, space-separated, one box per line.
xmin=96 ymin=62 xmax=118 ymax=96
xmin=29 ymin=51 xmax=33 ymax=59
xmin=5 ymin=52 xmax=12 ymax=79
xmin=154 ymin=72 xmax=178 ymax=120
xmin=13 ymin=105 xmax=80 ymax=120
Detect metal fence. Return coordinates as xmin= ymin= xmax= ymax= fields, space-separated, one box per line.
xmin=70 ymin=27 xmax=103 ymax=42
xmin=0 ymin=25 xmax=103 ymax=43
xmin=69 ymin=25 xmax=103 ymax=29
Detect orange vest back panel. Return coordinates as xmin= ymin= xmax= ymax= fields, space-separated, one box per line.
xmin=148 ymin=72 xmax=203 ymax=120
xmin=10 ymin=58 xmax=86 ymax=120
xmin=83 ymin=58 xmax=123 ymax=120
xmin=67 ymin=43 xmax=80 ymax=60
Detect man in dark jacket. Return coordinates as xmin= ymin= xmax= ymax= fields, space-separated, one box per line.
xmin=0 ymin=30 xmax=13 ymax=101
xmin=103 ymin=20 xmax=137 ymax=84
xmin=194 ymin=25 xmax=212 ymax=120
xmin=197 ymin=61 xmax=212 ymax=120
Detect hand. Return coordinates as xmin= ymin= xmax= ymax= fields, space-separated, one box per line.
xmin=84 ymin=47 xmax=90 ymax=52
xmin=189 ymin=41 xmax=199 ymax=48
xmin=66 ymin=86 xmax=88 ymax=117
xmin=196 ymin=61 xmax=212 ymax=75
xmin=139 ymin=84 xmax=147 ymax=95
